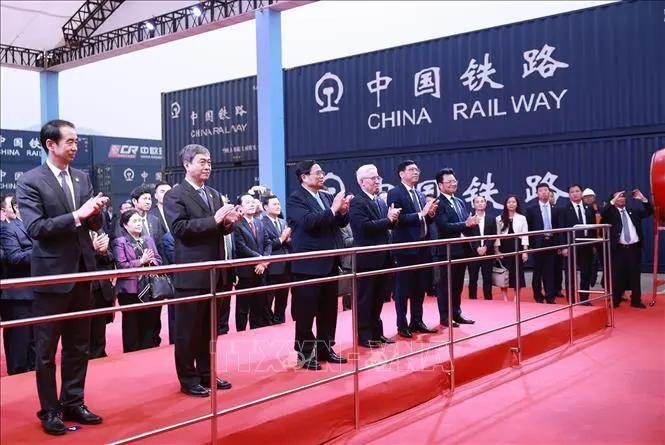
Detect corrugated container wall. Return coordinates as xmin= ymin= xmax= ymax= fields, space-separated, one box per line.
xmin=164 ymin=166 xmax=259 ymax=204
xmin=286 ymin=134 xmax=663 ymax=271
xmin=162 ymin=76 xmax=258 ymax=168
xmin=284 ymin=0 xmax=665 ymax=159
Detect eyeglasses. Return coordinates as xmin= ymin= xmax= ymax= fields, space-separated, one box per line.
xmin=443 ymin=179 xmax=458 ymax=184
xmin=307 ymin=170 xmax=326 ymax=177
xmin=405 ymin=167 xmax=420 ymax=173
xmin=363 ymin=176 xmax=382 ymax=182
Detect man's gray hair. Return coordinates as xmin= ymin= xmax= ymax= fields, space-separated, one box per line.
xmin=180 ymin=144 xmax=210 ymax=165
xmin=356 ymin=164 xmax=378 ymax=185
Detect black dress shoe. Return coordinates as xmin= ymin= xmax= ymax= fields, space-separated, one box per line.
xmin=201 ymin=378 xmax=232 ymax=390
xmin=298 ymin=354 xmax=322 ymax=370
xmin=440 ymin=319 xmax=460 ymax=328
xmin=397 ymin=328 xmax=412 ymax=338
xmin=630 ymin=301 xmax=647 ymax=309
xmin=409 ymin=322 xmax=438 ymax=334
xmin=62 ymin=405 xmax=103 ymax=425
xmin=378 ymin=335 xmax=395 ymax=344
xmin=318 ymin=350 xmax=348 ymax=364
xmin=38 ymin=410 xmax=66 ymax=436
xmin=359 ymin=340 xmax=380 ymax=349
xmin=180 ymin=384 xmax=210 ymax=397
xmin=454 ymin=316 xmax=475 ymax=325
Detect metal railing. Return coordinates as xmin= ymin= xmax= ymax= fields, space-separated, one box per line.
xmin=0 ymin=224 xmax=613 ymax=444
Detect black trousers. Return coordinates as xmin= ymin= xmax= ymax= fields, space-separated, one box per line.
xmin=563 ymin=246 xmax=593 ymax=302
xmin=235 ymin=275 xmax=271 ymax=331
xmin=33 ymin=281 xmax=93 ymax=413
xmin=174 ymin=288 xmax=214 ymax=388
xmin=267 ymin=272 xmax=290 ymax=323
xmin=357 ymin=271 xmax=392 ymax=343
xmin=612 ymin=244 xmax=643 ymax=305
xmin=468 ymin=257 xmax=493 ymax=300
xmin=117 ymin=293 xmax=161 ymax=353
xmin=532 ymin=238 xmax=558 ymax=303
xmin=217 ymin=282 xmax=232 ymax=335
xmin=393 ymin=251 xmax=429 ymax=330
xmin=291 ymin=272 xmax=338 ymax=357
xmin=437 ymin=259 xmax=466 ymax=321
xmin=0 ymin=299 xmax=35 ymax=375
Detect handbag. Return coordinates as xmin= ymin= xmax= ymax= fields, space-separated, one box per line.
xmin=138 ymin=274 xmax=175 ymax=303
xmin=491 ymin=260 xmax=510 ymax=288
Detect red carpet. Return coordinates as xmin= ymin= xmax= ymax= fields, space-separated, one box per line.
xmin=330 ymin=296 xmax=665 ymax=445
xmin=0 ymin=297 xmax=608 ymax=444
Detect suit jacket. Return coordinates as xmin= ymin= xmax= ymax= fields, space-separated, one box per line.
xmin=468 ymin=213 xmax=498 ymax=255
xmin=17 ymin=164 xmax=101 ymax=293
xmin=164 ymin=180 xmax=233 ymax=290
xmin=113 ymin=235 xmax=162 ymax=294
xmin=115 ymin=212 xmax=166 ymax=261
xmin=558 ymin=200 xmax=596 ymax=243
xmin=433 ymin=194 xmax=474 ymax=259
xmin=386 ymin=183 xmax=432 ymax=258
xmin=600 ymin=200 xmax=653 ymax=251
xmin=0 ymin=218 xmax=34 ymax=300
xmin=286 ymin=186 xmax=349 ymax=276
xmin=526 ymin=202 xmax=560 ymax=249
xmin=349 ymin=190 xmax=395 ymax=271
xmin=261 ymin=215 xmax=292 ymax=275
xmin=149 ymin=206 xmax=169 ymax=235
xmin=233 ymin=218 xmax=271 ymax=278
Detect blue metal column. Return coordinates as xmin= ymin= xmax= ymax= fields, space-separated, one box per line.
xmin=255 ymin=7 xmax=286 ymax=205
xmin=40 ymin=71 xmax=59 ymax=163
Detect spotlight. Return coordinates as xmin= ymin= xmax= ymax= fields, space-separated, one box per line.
xmin=144 ymin=21 xmax=155 ymax=31
xmin=191 ymin=6 xmax=202 ymax=17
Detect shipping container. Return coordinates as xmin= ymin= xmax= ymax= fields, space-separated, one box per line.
xmin=162 ymin=76 xmax=258 ymax=168
xmin=284 ymin=1 xmax=665 ymax=159
xmin=0 ymin=129 xmax=44 ymax=166
xmin=164 ymin=164 xmax=259 ymax=204
xmin=286 ymin=132 xmax=663 ymax=272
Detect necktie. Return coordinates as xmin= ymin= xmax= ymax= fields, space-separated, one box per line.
xmin=409 ymin=189 xmax=426 ymax=238
xmin=620 ymin=209 xmax=632 ymax=244
xmin=249 ymin=219 xmax=257 ymax=238
xmin=59 ymin=170 xmax=75 ymax=211
xmin=314 ymin=193 xmax=325 ymax=210
xmin=198 ymin=187 xmax=211 ymax=212
xmin=451 ymin=197 xmax=463 ymax=221
xmin=542 ymin=204 xmax=552 ymax=230
xmin=274 ymin=219 xmax=280 ymax=233
xmin=373 ymin=197 xmax=382 ymax=215
xmin=576 ymin=204 xmax=587 ymax=236
xmin=142 ymin=217 xmax=150 ymax=236
xmin=224 ymin=234 xmax=233 ymax=260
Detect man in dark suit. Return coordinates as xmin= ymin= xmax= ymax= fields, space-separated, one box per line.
xmin=558 ymin=184 xmax=597 ymax=305
xmin=601 ymin=189 xmax=652 ymax=308
xmin=262 ymin=194 xmax=293 ymax=324
xmin=17 ymin=119 xmax=108 ymax=435
xmin=0 ymin=197 xmax=36 ymax=374
xmin=349 ymin=164 xmax=400 ymax=348
xmin=433 ymin=168 xmax=479 ymax=326
xmin=88 ymin=230 xmax=114 ymax=358
xmin=526 ymin=183 xmax=561 ymax=304
xmin=467 ymin=195 xmax=497 ymax=300
xmin=164 ymin=144 xmax=237 ymax=397
xmin=234 ymin=194 xmax=272 ymax=330
xmin=286 ymin=160 xmax=351 ymax=370
xmin=386 ymin=160 xmax=438 ymax=338
xmin=217 ymin=231 xmax=236 ymax=335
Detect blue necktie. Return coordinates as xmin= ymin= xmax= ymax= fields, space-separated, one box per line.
xmin=314 ymin=193 xmax=325 ymax=210
xmin=542 ymin=204 xmax=552 ymax=230
xmin=198 ymin=187 xmax=211 ymax=211
xmin=620 ymin=209 xmax=632 ymax=243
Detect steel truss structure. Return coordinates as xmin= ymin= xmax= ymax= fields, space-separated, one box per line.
xmin=62 ymin=0 xmax=126 ymax=47
xmin=1 ymin=0 xmax=280 ymax=70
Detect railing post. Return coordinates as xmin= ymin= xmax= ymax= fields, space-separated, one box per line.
xmin=566 ymin=231 xmax=574 ymax=344
xmin=513 ymin=236 xmax=522 ymax=365
xmin=209 ymin=268 xmax=218 ymax=443
xmin=446 ymin=243 xmax=455 ymax=393
xmin=351 ymin=252 xmax=360 ymax=430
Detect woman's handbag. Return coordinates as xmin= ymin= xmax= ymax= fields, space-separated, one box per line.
xmin=491 ymin=261 xmax=510 ymax=287
xmin=138 ymin=274 xmax=175 ymax=302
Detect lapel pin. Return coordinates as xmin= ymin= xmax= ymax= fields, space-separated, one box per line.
xmin=74 ymin=177 xmax=80 ymax=182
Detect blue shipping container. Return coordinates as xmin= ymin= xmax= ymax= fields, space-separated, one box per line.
xmin=284 ymin=1 xmax=665 ymax=159
xmin=162 ymin=76 xmax=258 ymax=168
xmin=285 ymin=132 xmax=663 ymax=272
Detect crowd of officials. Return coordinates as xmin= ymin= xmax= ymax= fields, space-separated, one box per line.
xmin=0 ymin=120 xmax=654 ymax=435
